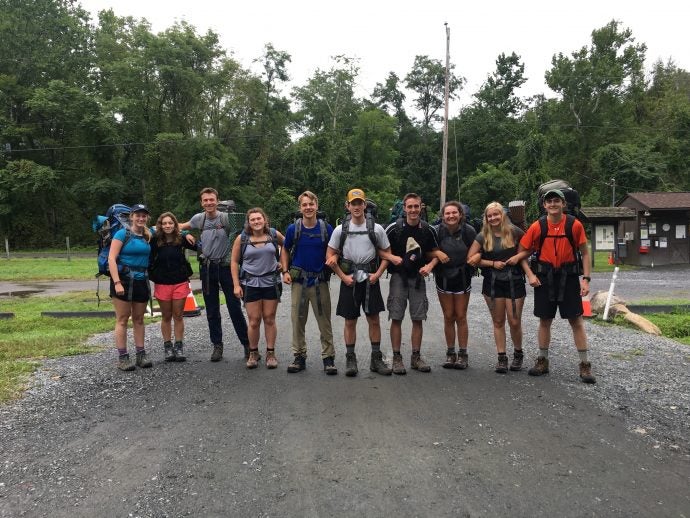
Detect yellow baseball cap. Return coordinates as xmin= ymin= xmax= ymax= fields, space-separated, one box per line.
xmin=347 ymin=188 xmax=366 ymax=202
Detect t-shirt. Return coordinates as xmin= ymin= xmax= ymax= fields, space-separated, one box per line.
xmin=328 ymin=221 xmax=390 ymax=283
xmin=240 ymin=238 xmax=280 ymax=288
xmin=113 ymin=228 xmax=150 ymax=280
xmin=385 ymin=221 xmax=439 ymax=277
xmin=520 ymin=216 xmax=586 ymax=269
xmin=189 ymin=212 xmax=230 ymax=262
xmin=283 ymin=219 xmax=334 ymax=287
xmin=476 ymin=225 xmax=524 ymax=281
xmin=149 ymin=231 xmax=196 ymax=285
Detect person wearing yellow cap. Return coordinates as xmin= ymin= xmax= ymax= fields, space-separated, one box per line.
xmin=325 ymin=188 xmax=393 ymax=377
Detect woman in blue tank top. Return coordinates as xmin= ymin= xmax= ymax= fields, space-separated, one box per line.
xmin=108 ymin=204 xmax=153 ymax=372
xmin=231 ymin=208 xmax=285 ymax=370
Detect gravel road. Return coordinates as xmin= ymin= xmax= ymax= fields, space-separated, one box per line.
xmin=1 ymin=268 xmax=689 ymax=517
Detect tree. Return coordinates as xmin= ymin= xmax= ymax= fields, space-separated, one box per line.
xmin=404 ymin=55 xmax=463 ymax=129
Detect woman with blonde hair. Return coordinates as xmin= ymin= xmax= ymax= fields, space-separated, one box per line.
xmin=467 ymin=202 xmax=534 ymax=373
xmin=108 ymin=204 xmax=153 ymax=371
xmin=231 ymin=208 xmax=285 ymax=369
xmin=150 ymin=212 xmax=197 ymax=362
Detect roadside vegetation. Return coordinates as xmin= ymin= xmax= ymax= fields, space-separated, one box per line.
xmin=0 ymin=257 xmax=95 ymax=281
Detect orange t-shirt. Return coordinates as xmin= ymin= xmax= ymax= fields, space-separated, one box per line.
xmin=520 ymin=216 xmax=586 ymax=269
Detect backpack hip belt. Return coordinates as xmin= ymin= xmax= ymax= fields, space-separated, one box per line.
xmin=289 ymin=267 xmax=329 ymax=317
xmin=338 ymin=258 xmax=378 ymax=275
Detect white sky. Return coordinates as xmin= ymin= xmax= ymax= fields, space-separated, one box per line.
xmin=79 ymin=0 xmax=689 ymax=113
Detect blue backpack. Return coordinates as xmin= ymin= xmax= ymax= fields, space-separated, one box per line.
xmin=93 ymin=203 xmax=132 ymax=277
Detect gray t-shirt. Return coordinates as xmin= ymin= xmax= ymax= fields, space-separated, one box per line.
xmin=240 ymin=239 xmax=279 ymax=288
xmin=328 ymin=221 xmax=390 ymax=283
xmin=189 ymin=212 xmax=231 ymax=262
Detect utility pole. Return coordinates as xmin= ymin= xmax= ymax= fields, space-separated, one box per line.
xmin=440 ymin=22 xmax=450 ymax=211
xmin=611 ymin=177 xmax=616 ymax=206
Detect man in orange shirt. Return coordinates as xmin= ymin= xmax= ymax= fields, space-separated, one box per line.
xmin=518 ymin=189 xmax=596 ymax=383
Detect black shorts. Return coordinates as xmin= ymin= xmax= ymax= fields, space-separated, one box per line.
xmin=243 ymin=285 xmax=280 ymax=303
xmin=481 ymin=277 xmax=526 ymax=299
xmin=533 ymin=274 xmax=583 ymax=319
xmin=434 ymin=274 xmax=472 ymax=294
xmin=110 ymin=277 xmax=150 ymax=303
xmin=336 ymin=279 xmax=385 ymax=319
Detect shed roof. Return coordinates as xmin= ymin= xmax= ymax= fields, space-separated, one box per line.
xmin=580 ymin=206 xmax=636 ymax=221
xmin=619 ymin=192 xmax=690 ymax=210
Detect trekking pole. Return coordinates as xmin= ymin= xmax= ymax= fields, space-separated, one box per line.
xmin=602 ymin=266 xmax=619 ymax=321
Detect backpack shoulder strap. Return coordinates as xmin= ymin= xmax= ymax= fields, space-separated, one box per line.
xmin=339 ymin=216 xmax=351 ymax=253
xmin=318 ymin=219 xmax=328 ymax=244
xmin=564 ymin=214 xmax=577 ymax=253
xmin=239 ymin=230 xmax=249 ymax=263
xmin=536 ymin=216 xmax=548 ymax=260
xmin=289 ymin=218 xmax=302 ymax=259
xmin=366 ymin=214 xmax=378 ymax=247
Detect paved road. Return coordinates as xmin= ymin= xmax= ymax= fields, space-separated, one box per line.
xmin=1 ymin=272 xmax=689 ymax=517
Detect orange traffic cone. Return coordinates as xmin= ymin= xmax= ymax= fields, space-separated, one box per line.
xmin=607 ymin=252 xmax=614 ymax=265
xmin=581 ymin=294 xmax=593 ymax=318
xmin=183 ymin=283 xmax=201 ymax=317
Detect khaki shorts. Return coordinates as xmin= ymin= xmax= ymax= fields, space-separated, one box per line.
xmin=387 ymin=272 xmax=429 ymax=321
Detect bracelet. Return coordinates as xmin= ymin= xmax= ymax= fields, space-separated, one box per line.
xmin=492 ymin=261 xmax=496 ymax=268
xmin=114 ymin=280 xmax=122 ymax=285
xmin=582 ymin=276 xmax=591 ymax=282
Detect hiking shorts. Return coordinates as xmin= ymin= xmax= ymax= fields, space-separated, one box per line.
xmin=243 ymin=285 xmax=280 ymax=303
xmin=481 ymin=277 xmax=526 ymax=300
xmin=387 ymin=273 xmax=429 ymax=321
xmin=533 ymin=274 xmax=583 ymax=319
xmin=336 ymin=279 xmax=385 ymax=319
xmin=110 ymin=277 xmax=149 ymax=303
xmin=154 ymin=281 xmax=190 ymax=301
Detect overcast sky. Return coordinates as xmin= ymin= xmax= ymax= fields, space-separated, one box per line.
xmin=78 ymin=0 xmax=689 ymax=112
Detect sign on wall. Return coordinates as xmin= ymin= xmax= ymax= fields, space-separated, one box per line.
xmin=595 ymin=224 xmax=615 ymax=251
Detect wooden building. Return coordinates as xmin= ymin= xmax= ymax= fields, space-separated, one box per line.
xmin=615 ymin=192 xmax=690 ymax=266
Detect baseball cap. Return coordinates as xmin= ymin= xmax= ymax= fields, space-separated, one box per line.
xmin=347 ymin=188 xmax=366 ymax=202
xmin=130 ymin=203 xmax=150 ymax=214
xmin=543 ymin=189 xmax=565 ymax=201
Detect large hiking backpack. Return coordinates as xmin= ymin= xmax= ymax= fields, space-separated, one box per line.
xmin=289 ymin=211 xmax=329 ymax=260
xmin=389 ymin=199 xmax=429 ymax=225
xmin=537 ymin=179 xmax=582 ymax=218
xmin=339 ymin=199 xmax=379 ymax=252
xmin=529 ymin=213 xmax=584 ymax=276
xmin=93 ymin=203 xmax=132 ymax=277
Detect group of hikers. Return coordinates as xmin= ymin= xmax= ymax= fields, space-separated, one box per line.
xmin=108 ymin=186 xmax=596 ymax=384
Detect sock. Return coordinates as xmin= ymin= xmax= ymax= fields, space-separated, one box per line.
xmin=514 ymin=348 xmax=523 ymax=355
xmin=164 ymin=340 xmax=172 ymax=346
xmin=346 ymin=344 xmax=355 ymax=355
xmin=117 ymin=348 xmax=128 ymax=357
xmin=578 ymin=350 xmax=589 ymax=362
xmin=135 ymin=346 xmax=145 ymax=353
xmin=447 ymin=348 xmax=456 ymax=355
xmin=538 ymin=348 xmax=549 ymax=360
xmin=412 ymin=349 xmax=420 ymax=356
xmin=458 ymin=348 xmax=467 ymax=356
xmin=371 ymin=342 xmax=381 ymax=353
xmin=498 ymin=352 xmax=507 ymax=358
xmin=393 ymin=351 xmax=402 ymax=357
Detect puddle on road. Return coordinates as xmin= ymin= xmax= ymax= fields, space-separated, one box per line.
xmin=0 ymin=289 xmax=44 ymax=297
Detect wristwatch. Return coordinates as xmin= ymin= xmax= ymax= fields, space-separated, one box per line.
xmin=582 ymin=276 xmax=591 ymax=282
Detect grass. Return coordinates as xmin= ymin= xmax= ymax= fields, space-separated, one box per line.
xmin=608 ymin=310 xmax=690 ymax=347
xmin=0 ymin=291 xmax=164 ymax=403
xmin=0 ymin=257 xmax=96 ymax=281
xmin=628 ymin=298 xmax=690 ymax=306
xmin=591 ymin=249 xmax=637 ymax=273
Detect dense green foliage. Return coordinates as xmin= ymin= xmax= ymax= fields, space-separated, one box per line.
xmin=1 ymin=2 xmax=689 ymax=247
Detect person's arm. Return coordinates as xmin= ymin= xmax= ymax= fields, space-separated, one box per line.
xmin=230 ymin=235 xmax=243 ymax=299
xmin=419 ymin=248 xmax=439 ymax=277
xmin=466 ymin=240 xmax=482 ymax=267
xmin=179 ymin=220 xmax=192 ymax=231
xmin=518 ymin=243 xmax=540 ymax=287
xmin=370 ymin=251 xmax=389 ymax=284
xmin=108 ymin=238 xmax=125 ymax=296
xmin=326 ymin=246 xmax=353 ymax=286
xmin=579 ymin=241 xmax=591 ymax=296
xmin=378 ymin=247 xmax=402 ymax=265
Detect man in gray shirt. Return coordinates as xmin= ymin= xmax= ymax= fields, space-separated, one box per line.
xmin=180 ymin=187 xmax=249 ymax=361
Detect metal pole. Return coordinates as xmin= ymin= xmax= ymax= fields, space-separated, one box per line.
xmin=603 ymin=266 xmax=619 ymax=321
xmin=4 ymin=237 xmax=9 ymax=259
xmin=611 ymin=177 xmax=616 ymax=206
xmin=440 ymin=22 xmax=450 ymax=211
xmin=66 ymin=236 xmax=71 ymax=262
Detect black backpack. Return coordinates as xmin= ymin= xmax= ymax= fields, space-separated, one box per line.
xmin=537 ymin=179 xmax=582 ymax=219
xmin=339 ymin=199 xmax=379 ymax=252
xmin=289 ymin=210 xmax=329 ymax=259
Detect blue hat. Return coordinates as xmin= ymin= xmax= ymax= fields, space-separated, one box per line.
xmin=130 ymin=203 xmax=150 ymax=214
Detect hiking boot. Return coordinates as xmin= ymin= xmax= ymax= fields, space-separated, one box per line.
xmin=164 ymin=341 xmax=176 ymax=362
xmin=345 ymin=352 xmax=358 ymax=377
xmin=323 ymin=356 xmax=338 ymax=375
xmin=210 ymin=344 xmax=223 ymax=362
xmin=528 ymin=357 xmax=549 ymax=376
xmin=454 ymin=351 xmax=468 ymax=370
xmin=246 ymin=350 xmax=260 ymax=369
xmin=287 ymin=354 xmax=306 ymax=373
xmin=174 ymin=341 xmax=186 ymax=362
xmin=510 ymin=350 xmax=524 ymax=371
xmin=370 ymin=351 xmax=392 ymax=375
xmin=443 ymin=351 xmax=457 ymax=369
xmin=392 ymin=353 xmax=406 ymax=375
xmin=411 ymin=352 xmax=431 ymax=373
xmin=495 ymin=354 xmax=509 ymax=374
xmin=135 ymin=350 xmax=153 ymax=368
xmin=579 ymin=361 xmax=596 ymax=384
xmin=117 ymin=354 xmax=135 ymax=372
xmin=265 ymin=350 xmax=278 ymax=369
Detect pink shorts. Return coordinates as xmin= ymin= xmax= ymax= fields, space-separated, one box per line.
xmin=154 ymin=282 xmax=190 ymax=301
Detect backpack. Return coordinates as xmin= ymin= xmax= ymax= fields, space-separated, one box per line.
xmin=531 ymin=214 xmax=583 ymax=274
xmin=239 ymin=227 xmax=280 ymax=267
xmin=197 ymin=211 xmax=231 ymax=262
xmin=93 ymin=203 xmax=132 ymax=277
xmin=389 ymin=199 xmax=429 ymax=225
xmin=339 ymin=199 xmax=379 ymax=252
xmin=435 ymin=222 xmax=477 ymax=277
xmin=537 ymin=179 xmax=582 ymax=218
